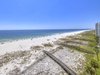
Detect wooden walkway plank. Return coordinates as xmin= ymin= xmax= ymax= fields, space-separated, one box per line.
xmin=43 ymin=50 xmax=77 ymax=75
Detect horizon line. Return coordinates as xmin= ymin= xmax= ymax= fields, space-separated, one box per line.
xmin=0 ymin=29 xmax=92 ymax=30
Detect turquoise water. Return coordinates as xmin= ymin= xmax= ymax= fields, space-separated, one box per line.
xmin=0 ymin=29 xmax=87 ymax=42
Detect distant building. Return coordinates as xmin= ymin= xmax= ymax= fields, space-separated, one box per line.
xmin=95 ymin=22 xmax=100 ymax=46
xmin=95 ymin=22 xmax=100 ymax=37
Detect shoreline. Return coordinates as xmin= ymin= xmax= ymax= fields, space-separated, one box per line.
xmin=0 ymin=30 xmax=87 ymax=56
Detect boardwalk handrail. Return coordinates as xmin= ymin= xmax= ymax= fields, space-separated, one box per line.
xmin=43 ymin=50 xmax=77 ymax=75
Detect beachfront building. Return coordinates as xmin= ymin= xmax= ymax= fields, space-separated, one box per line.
xmin=95 ymin=22 xmax=100 ymax=46
xmin=96 ymin=22 xmax=100 ymax=36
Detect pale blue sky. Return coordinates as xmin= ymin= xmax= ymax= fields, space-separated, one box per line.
xmin=0 ymin=0 xmax=100 ymax=30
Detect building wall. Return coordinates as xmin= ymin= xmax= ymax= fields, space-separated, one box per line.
xmin=95 ymin=22 xmax=100 ymax=46
xmin=96 ymin=22 xmax=100 ymax=37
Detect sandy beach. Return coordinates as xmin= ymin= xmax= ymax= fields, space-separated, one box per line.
xmin=0 ymin=30 xmax=87 ymax=75
xmin=0 ymin=30 xmax=86 ymax=55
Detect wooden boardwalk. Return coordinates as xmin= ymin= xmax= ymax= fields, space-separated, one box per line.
xmin=43 ymin=50 xmax=78 ymax=75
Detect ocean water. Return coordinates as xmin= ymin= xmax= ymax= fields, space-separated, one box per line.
xmin=0 ymin=29 xmax=86 ymax=42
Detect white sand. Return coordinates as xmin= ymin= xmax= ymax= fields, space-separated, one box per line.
xmin=0 ymin=30 xmax=87 ymax=75
xmin=23 ymin=49 xmax=85 ymax=75
xmin=0 ymin=30 xmax=86 ymax=55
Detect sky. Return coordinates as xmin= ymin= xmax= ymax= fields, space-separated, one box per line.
xmin=0 ymin=0 xmax=100 ymax=30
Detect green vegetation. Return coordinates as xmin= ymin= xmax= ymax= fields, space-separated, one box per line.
xmin=56 ymin=30 xmax=100 ymax=75
xmin=91 ymin=59 xmax=99 ymax=71
xmin=43 ymin=43 xmax=53 ymax=47
xmin=56 ymin=46 xmax=64 ymax=50
xmin=30 ymin=46 xmax=43 ymax=50
xmin=86 ymin=65 xmax=95 ymax=75
xmin=0 ymin=50 xmax=31 ymax=67
xmin=77 ymin=31 xmax=100 ymax=75
xmin=59 ymin=43 xmax=95 ymax=54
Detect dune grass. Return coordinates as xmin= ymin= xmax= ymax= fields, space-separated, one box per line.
xmin=43 ymin=43 xmax=53 ymax=47
xmin=30 ymin=46 xmax=43 ymax=50
xmin=0 ymin=50 xmax=31 ymax=67
xmin=55 ymin=30 xmax=100 ymax=75
xmin=76 ymin=30 xmax=100 ymax=75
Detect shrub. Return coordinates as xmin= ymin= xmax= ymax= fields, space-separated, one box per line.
xmin=90 ymin=59 xmax=99 ymax=70
xmin=30 ymin=46 xmax=43 ymax=50
xmin=43 ymin=43 xmax=53 ymax=47
xmin=86 ymin=65 xmax=95 ymax=75
xmin=56 ymin=46 xmax=64 ymax=50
